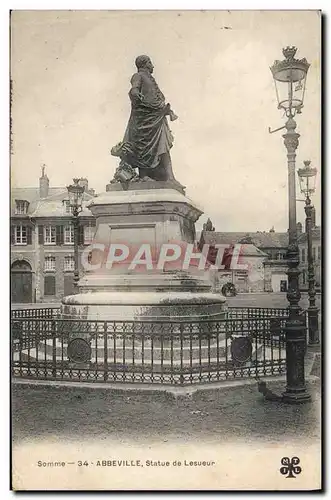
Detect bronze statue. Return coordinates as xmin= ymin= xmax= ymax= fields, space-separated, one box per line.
xmin=111 ymin=55 xmax=178 ymax=183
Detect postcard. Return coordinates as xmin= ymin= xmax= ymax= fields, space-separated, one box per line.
xmin=10 ymin=9 xmax=321 ymax=491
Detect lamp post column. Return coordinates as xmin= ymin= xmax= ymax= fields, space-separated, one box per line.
xmin=305 ymin=199 xmax=319 ymax=345
xmin=73 ymin=207 xmax=80 ymax=292
xmin=282 ymin=116 xmax=311 ymax=403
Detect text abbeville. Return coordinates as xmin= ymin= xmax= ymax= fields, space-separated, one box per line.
xmin=96 ymin=460 xmax=142 ymax=467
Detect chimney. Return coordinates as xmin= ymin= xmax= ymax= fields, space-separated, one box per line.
xmin=39 ymin=165 xmax=49 ymax=198
xmin=296 ymin=222 xmax=302 ymax=234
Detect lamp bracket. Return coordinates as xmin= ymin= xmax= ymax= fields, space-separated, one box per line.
xmin=268 ymin=125 xmax=287 ymax=134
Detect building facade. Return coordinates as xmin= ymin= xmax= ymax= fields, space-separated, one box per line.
xmin=11 ymin=173 xmax=321 ymax=302
xmin=200 ymin=232 xmax=269 ymax=293
xmin=11 ymin=170 xmax=96 ymax=303
xmin=298 ymin=227 xmax=322 ymax=290
xmin=199 ymin=221 xmax=321 ymax=293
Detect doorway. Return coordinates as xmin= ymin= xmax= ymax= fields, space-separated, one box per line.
xmin=11 ymin=260 xmax=33 ymax=303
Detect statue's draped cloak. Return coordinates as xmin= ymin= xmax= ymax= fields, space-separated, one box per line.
xmin=123 ymin=69 xmax=174 ymax=171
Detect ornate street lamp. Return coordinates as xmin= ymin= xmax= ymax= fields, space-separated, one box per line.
xmin=270 ymin=46 xmax=311 ymax=403
xmin=298 ymin=160 xmax=319 ymax=345
xmin=67 ymin=178 xmax=85 ymax=291
xmin=298 ymin=160 xmax=317 ymax=197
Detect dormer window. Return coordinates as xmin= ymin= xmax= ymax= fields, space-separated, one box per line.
xmin=63 ymin=199 xmax=73 ymax=214
xmin=15 ymin=200 xmax=29 ymax=215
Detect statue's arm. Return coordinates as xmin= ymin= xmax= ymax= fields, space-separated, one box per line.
xmin=129 ymin=73 xmax=143 ymax=103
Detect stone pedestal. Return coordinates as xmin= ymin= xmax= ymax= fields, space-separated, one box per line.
xmin=61 ymin=181 xmax=226 ymax=321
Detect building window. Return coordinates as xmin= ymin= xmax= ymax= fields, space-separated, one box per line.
xmin=64 ymin=256 xmax=75 ymax=271
xmin=64 ymin=225 xmax=74 ymax=244
xmin=302 ymin=270 xmax=306 ymax=285
xmin=44 ymin=225 xmax=56 ymax=245
xmin=44 ymin=275 xmax=56 ymax=296
xmin=301 ymin=248 xmax=305 ymax=263
xmin=318 ymin=246 xmax=321 ymax=260
xmin=15 ymin=200 xmax=29 ymax=215
xmin=84 ymin=224 xmax=95 ymax=244
xmin=44 ymin=256 xmax=56 ymax=271
xmin=14 ymin=225 xmax=27 ymax=245
xmin=64 ymin=200 xmax=73 ymax=214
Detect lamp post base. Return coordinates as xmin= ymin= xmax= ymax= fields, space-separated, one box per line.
xmin=282 ymin=388 xmax=311 ymax=404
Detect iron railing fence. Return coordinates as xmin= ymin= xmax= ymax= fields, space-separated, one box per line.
xmin=11 ymin=314 xmax=290 ymax=385
xmin=227 ymin=307 xmax=290 ymax=319
xmin=11 ymin=308 xmax=61 ymax=319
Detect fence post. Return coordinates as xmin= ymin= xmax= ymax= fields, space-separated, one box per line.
xmin=179 ymin=323 xmax=184 ymax=385
xmin=52 ymin=319 xmax=57 ymax=379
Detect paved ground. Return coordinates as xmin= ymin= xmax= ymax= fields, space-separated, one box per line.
xmin=11 ymin=292 xmax=322 ymax=311
xmin=12 ymin=377 xmax=321 ymax=447
xmin=226 ymin=292 xmax=322 ymax=310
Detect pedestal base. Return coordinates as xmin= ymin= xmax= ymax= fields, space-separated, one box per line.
xmin=61 ymin=291 xmax=227 ymax=321
xmin=62 ymin=185 xmax=226 ymax=325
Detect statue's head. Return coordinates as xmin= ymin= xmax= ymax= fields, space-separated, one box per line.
xmin=135 ymin=55 xmax=154 ymax=73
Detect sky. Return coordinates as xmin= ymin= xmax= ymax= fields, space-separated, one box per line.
xmin=10 ymin=10 xmax=321 ymax=232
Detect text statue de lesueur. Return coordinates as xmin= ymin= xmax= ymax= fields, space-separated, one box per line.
xmin=111 ymin=55 xmax=178 ymax=184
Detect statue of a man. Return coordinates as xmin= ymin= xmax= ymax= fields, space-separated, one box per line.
xmin=111 ymin=55 xmax=178 ymax=182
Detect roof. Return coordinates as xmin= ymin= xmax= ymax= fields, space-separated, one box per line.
xmin=11 ymin=187 xmax=64 ymax=203
xmin=11 ymin=187 xmax=65 ymax=216
xmin=202 ymin=231 xmax=289 ymax=248
xmin=298 ymin=227 xmax=321 ymax=243
xmin=11 ymin=187 xmax=94 ymax=218
xmin=31 ymin=192 xmax=94 ymax=218
xmin=238 ymin=244 xmax=269 ymax=258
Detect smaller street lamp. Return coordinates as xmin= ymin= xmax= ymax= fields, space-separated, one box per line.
xmin=67 ymin=178 xmax=85 ymax=291
xmin=298 ymin=160 xmax=317 ymax=198
xmin=297 ymin=160 xmax=319 ymax=345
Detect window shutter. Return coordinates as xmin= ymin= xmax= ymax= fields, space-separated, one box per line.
xmin=38 ymin=225 xmax=44 ymax=244
xmin=44 ymin=275 xmax=56 ymax=296
xmin=56 ymin=225 xmax=64 ymax=246
xmin=11 ymin=226 xmax=15 ymax=245
xmin=78 ymin=225 xmax=84 ymax=246
xmin=56 ymin=226 xmax=61 ymax=245
xmin=27 ymin=226 xmax=32 ymax=245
